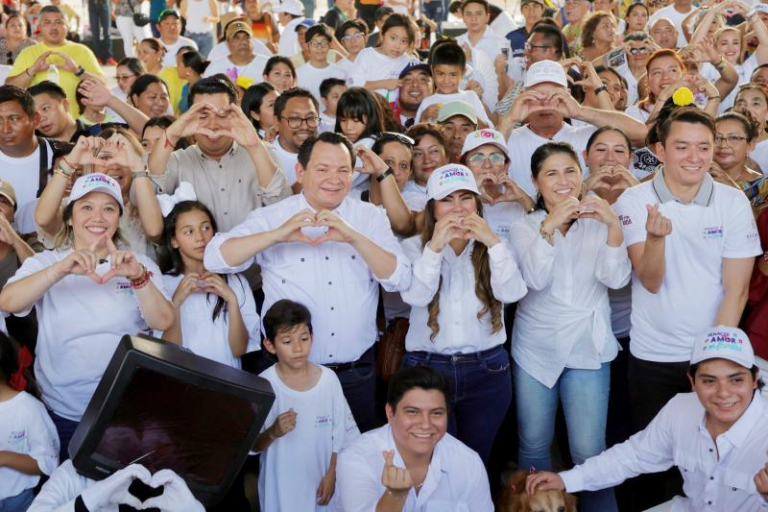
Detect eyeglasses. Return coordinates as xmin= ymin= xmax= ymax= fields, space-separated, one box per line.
xmin=628 ymin=47 xmax=650 ymax=55
xmin=281 ymin=115 xmax=321 ymax=128
xmin=341 ymin=32 xmax=365 ymax=42
xmin=309 ymin=40 xmax=330 ymax=49
xmin=375 ymin=132 xmax=415 ymax=146
xmin=115 ymin=74 xmax=137 ymax=81
xmin=714 ymin=134 xmax=748 ymax=146
xmin=524 ymin=42 xmax=553 ymax=52
xmin=467 ymin=153 xmax=506 ymax=166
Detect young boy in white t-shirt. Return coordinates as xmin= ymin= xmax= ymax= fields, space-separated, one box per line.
xmin=254 ymin=300 xmax=360 ymax=512
xmin=296 ymin=24 xmax=347 ymax=106
xmin=319 ymin=78 xmax=347 ymax=132
xmin=416 ymin=40 xmax=496 ymax=127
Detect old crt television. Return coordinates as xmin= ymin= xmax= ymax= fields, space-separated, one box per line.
xmin=68 ymin=334 xmax=275 ymax=506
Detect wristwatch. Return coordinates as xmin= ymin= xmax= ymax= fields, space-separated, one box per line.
xmin=593 ymin=85 xmax=608 ymax=96
xmin=57 ymin=159 xmax=75 ymax=177
xmin=131 ymin=168 xmax=149 ymax=179
xmin=75 ymin=67 xmax=86 ymax=77
xmin=376 ymin=167 xmax=395 ymax=183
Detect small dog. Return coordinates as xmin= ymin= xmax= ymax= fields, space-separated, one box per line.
xmin=496 ymin=470 xmax=578 ymax=512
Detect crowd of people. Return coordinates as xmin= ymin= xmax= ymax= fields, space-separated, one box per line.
xmin=1 ymin=0 xmax=768 ymax=510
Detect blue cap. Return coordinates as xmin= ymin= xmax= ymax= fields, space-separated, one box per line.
xmin=399 ymin=62 xmax=431 ymax=79
xmin=295 ymin=19 xmax=316 ymax=32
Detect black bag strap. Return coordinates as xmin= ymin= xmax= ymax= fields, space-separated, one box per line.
xmin=36 ymin=137 xmax=49 ymax=198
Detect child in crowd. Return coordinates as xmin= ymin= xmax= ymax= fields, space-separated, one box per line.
xmin=176 ymin=50 xmax=210 ymax=113
xmin=242 ymin=82 xmax=280 ymax=141
xmin=348 ymin=13 xmax=418 ymax=100
xmin=335 ymin=87 xmax=385 ymax=194
xmin=319 ymin=78 xmax=347 ymax=132
xmin=0 ymin=332 xmax=59 ymax=512
xmin=159 ymin=200 xmax=260 ymax=369
xmin=296 ymin=24 xmax=347 ymax=104
xmin=254 ymin=300 xmax=359 ymax=512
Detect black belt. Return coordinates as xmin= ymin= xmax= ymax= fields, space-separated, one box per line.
xmin=325 ymin=345 xmax=375 ymax=372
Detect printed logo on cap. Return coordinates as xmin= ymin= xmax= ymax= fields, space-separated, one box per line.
xmin=478 ymin=130 xmax=501 ymax=141
xmin=83 ymin=174 xmax=114 ymax=188
xmin=438 ymin=166 xmax=473 ymax=187
xmin=702 ymin=330 xmax=746 ymax=355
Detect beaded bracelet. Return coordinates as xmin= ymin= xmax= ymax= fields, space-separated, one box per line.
xmin=128 ymin=265 xmax=153 ymax=290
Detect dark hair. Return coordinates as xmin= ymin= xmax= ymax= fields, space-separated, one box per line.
xmin=264 ymin=55 xmax=296 ymax=78
xmin=406 ymin=122 xmax=446 ymax=147
xmin=29 ymin=80 xmax=67 ymax=100
xmin=624 ymin=4 xmax=649 ymax=32
xmin=594 ymin=64 xmax=627 ymax=90
xmin=242 ymin=82 xmax=277 ymax=131
xmin=448 ymin=0 xmax=463 ymax=14
xmin=717 ymin=111 xmax=760 ymax=143
xmin=140 ymin=37 xmax=166 ymax=55
xmin=689 ymin=362 xmax=765 ymax=391
xmin=297 ymin=131 xmax=355 ymax=169
xmin=4 ymin=13 xmax=23 ymax=28
xmin=372 ymin=91 xmax=402 ymax=132
xmin=117 ymin=57 xmax=145 ymax=77
xmin=274 ymin=87 xmax=318 ymax=119
xmin=334 ymin=87 xmax=384 ymax=140
xmin=658 ymin=107 xmax=716 ymax=147
xmin=531 ymin=141 xmax=581 ymax=211
xmin=40 ymin=5 xmax=64 ymax=16
xmin=380 ymin=13 xmax=416 ymax=46
xmin=586 ymin=125 xmax=632 ymax=153
xmin=623 ymin=31 xmax=651 ymax=45
xmin=189 ymin=74 xmax=237 ymax=105
xmin=335 ymin=19 xmax=368 ymax=41
xmin=752 ymin=63 xmax=768 ymax=79
xmin=530 ymin=23 xmax=565 ymax=59
xmin=429 ymin=41 xmax=466 ymax=70
xmin=0 ymin=85 xmax=35 ymax=117
xmin=181 ymin=50 xmax=210 ymax=76
xmin=128 ymin=74 xmax=170 ymax=105
xmin=141 ymin=114 xmax=180 ymax=139
xmin=0 ymin=332 xmax=39 ymax=398
xmin=263 ymin=299 xmax=313 ymax=341
xmin=375 ymin=6 xmax=395 ymax=21
xmin=160 ymin=200 xmax=237 ymax=322
xmin=305 ymin=23 xmax=333 ymax=43
xmin=320 ymin=77 xmax=346 ymax=99
xmin=386 ymin=367 xmax=450 ymax=410
xmin=461 ymin=0 xmax=490 ymax=13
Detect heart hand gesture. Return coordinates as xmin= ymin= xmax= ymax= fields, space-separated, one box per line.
xmin=645 ymin=203 xmax=672 ymax=240
xmin=381 ymin=450 xmax=413 ymax=497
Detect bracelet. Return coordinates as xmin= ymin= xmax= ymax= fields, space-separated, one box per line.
xmin=164 ymin=131 xmax=176 ymax=150
xmin=57 ymin=159 xmax=76 ymax=177
xmin=75 ymin=66 xmax=85 ymax=77
xmin=708 ymin=95 xmax=721 ymax=101
xmin=593 ymin=85 xmax=608 ymax=96
xmin=539 ymin=224 xmax=554 ymax=244
xmin=376 ymin=167 xmax=395 ymax=183
xmin=385 ymin=489 xmax=408 ymax=500
xmin=131 ymin=168 xmax=149 ymax=179
xmin=129 ymin=264 xmax=153 ymax=290
xmin=25 ymin=68 xmax=33 ymax=77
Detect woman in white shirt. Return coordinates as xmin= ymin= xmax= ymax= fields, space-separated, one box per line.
xmin=0 ymin=173 xmax=174 ymax=460
xmin=508 ymin=141 xmax=630 ymax=512
xmin=400 ymin=163 xmax=527 ymax=465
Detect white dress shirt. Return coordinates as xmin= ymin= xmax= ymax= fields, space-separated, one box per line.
xmin=336 ymin=424 xmax=493 ymax=512
xmin=509 ymin=211 xmax=632 ymax=388
xmin=561 ymin=392 xmax=768 ymax=512
xmin=401 ymin=237 xmax=526 ymax=354
xmin=204 ymin=193 xmax=411 ymax=364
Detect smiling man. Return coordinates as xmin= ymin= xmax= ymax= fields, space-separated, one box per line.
xmin=205 ymin=131 xmax=410 ymax=432
xmin=528 ymin=326 xmax=768 ymax=512
xmin=272 ymin=87 xmax=320 ymax=192
xmin=336 ymin=367 xmax=493 ymax=511
xmin=397 ymin=64 xmax=434 ymax=128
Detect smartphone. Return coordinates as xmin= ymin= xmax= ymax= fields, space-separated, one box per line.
xmin=501 ymin=47 xmax=509 ymax=74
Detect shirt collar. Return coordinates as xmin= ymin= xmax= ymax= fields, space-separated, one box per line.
xmin=652 ymin=168 xmax=714 ymax=206
xmin=197 ymin=141 xmax=238 ymax=161
xmin=298 ymin=191 xmax=347 ymax=215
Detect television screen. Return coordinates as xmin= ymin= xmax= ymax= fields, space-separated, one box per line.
xmin=69 ymin=334 xmax=275 ymax=505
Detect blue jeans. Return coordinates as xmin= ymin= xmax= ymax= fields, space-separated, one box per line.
xmin=50 ymin=411 xmax=79 ymax=462
xmin=402 ymin=345 xmax=512 ymax=465
xmin=514 ymin=361 xmax=618 ymax=512
xmin=329 ymin=346 xmax=378 ymax=433
xmin=0 ymin=488 xmax=34 ymax=511
xmin=187 ymin=31 xmax=214 ymax=58
xmin=88 ymin=0 xmax=113 ymax=61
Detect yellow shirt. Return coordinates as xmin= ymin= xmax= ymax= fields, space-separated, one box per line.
xmin=9 ymin=41 xmax=104 ymax=117
xmin=158 ymin=66 xmax=187 ymax=115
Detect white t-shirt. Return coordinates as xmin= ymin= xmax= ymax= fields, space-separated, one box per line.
xmin=203 ymin=54 xmax=270 ymax=82
xmin=0 ymin=140 xmax=54 ymax=233
xmin=159 ymin=273 xmax=261 ymax=368
xmin=506 ymin=123 xmax=597 ymax=198
xmin=613 ymin=173 xmax=762 ymax=362
xmin=416 ymin=90 xmax=493 ymax=128
xmin=699 ymin=54 xmax=759 ymax=113
xmin=278 ymin=17 xmax=305 ymax=57
xmin=296 ymin=62 xmax=347 ymax=105
xmin=0 ymin=391 xmax=59 ymax=500
xmin=484 ymin=200 xmax=527 ymax=241
xmin=273 ymin=136 xmax=299 ymax=184
xmin=161 ymin=36 xmax=198 ymax=67
xmin=751 ymin=138 xmax=768 ymax=174
xmin=8 ymin=250 xmax=168 ymax=421
xmin=208 ymin=38 xmax=273 ymax=62
xmin=615 ymin=61 xmax=640 ymax=108
xmin=401 ymin=182 xmax=427 ymax=211
xmin=347 ymin=47 xmax=417 ymax=100
xmin=648 ymin=4 xmax=695 ymax=48
xmin=258 ymin=364 xmax=359 ymax=512
xmin=456 ymin=27 xmax=511 ymax=64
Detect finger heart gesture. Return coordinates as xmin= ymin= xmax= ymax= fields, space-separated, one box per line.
xmin=95 ymin=236 xmax=143 ymax=284
xmin=381 ymin=450 xmax=413 ymax=496
xmin=645 ymin=203 xmax=672 ymax=239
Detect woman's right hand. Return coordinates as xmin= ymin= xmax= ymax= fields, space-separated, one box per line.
xmin=65 ymin=136 xmax=105 ymax=170
xmin=172 ymin=272 xmax=201 ymax=307
xmin=54 ymin=249 xmax=100 ymax=282
xmin=427 ymin=213 xmax=464 ymax=253
xmin=540 ymin=196 xmax=580 ymax=234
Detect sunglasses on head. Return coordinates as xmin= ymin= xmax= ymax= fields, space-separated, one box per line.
xmin=375 ymin=132 xmax=415 ymax=146
xmin=628 ymin=47 xmax=650 ymax=55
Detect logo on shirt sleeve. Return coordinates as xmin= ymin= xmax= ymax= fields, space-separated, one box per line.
xmin=619 ymin=215 xmax=632 ymax=226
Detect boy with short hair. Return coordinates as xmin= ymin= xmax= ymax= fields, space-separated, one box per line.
xmin=254 ymin=299 xmax=360 ymax=512
xmin=296 ymin=24 xmax=348 ymax=105
xmin=318 ymin=78 xmax=347 ymax=132
xmin=415 ymin=41 xmax=495 ymax=127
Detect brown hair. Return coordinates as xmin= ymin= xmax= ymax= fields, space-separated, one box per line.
xmin=581 ymin=11 xmax=615 ymax=49
xmin=639 ymin=49 xmax=685 ymax=109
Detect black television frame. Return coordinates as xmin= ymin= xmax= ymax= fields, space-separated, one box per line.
xmin=68 ymin=334 xmax=275 ymax=506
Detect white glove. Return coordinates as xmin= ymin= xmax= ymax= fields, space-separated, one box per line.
xmin=140 ymin=469 xmax=205 ymax=512
xmin=80 ymin=464 xmax=151 ymax=510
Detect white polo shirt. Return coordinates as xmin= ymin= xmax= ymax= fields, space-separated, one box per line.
xmin=613 ymin=171 xmax=761 ymax=363
xmin=336 ymin=424 xmax=493 ymax=512
xmin=506 ymin=123 xmax=597 ymax=198
xmin=203 ymin=54 xmax=270 ymax=82
xmin=561 ymin=392 xmax=768 ymax=512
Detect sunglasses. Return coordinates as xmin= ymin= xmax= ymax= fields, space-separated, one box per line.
xmin=628 ymin=47 xmax=650 ymax=55
xmin=375 ymin=132 xmax=415 ymax=146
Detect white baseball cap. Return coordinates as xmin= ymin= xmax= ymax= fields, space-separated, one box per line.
xmin=426 ymin=164 xmax=479 ymax=201
xmin=273 ymin=0 xmax=304 ymax=16
xmin=67 ymin=173 xmax=124 ymax=212
xmin=524 ymin=60 xmax=568 ymax=89
xmin=690 ymin=326 xmax=755 ymax=369
xmin=461 ymin=129 xmax=509 ymax=158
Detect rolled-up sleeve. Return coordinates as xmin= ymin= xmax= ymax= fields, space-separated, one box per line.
xmin=488 ymin=242 xmax=527 ymax=303
xmin=509 ymin=218 xmax=555 ymax=291
xmin=203 ymin=210 xmax=270 ymax=274
xmin=401 ymin=241 xmax=443 ymax=307
xmin=259 ymin=154 xmax=292 ymax=206
xmin=595 ymin=242 xmax=632 ymax=290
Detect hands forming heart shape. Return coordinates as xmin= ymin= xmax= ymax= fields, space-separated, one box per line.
xmin=478 ymin=173 xmax=528 ymax=206
xmin=169 ymin=102 xmax=260 ymax=148
xmin=59 ymin=235 xmax=143 ymax=285
xmin=281 ymin=209 xmax=358 ymax=246
xmin=585 ymin=165 xmax=639 ymax=196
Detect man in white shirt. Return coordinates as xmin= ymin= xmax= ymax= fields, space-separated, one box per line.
xmin=612 ymin=106 xmax=761 ymax=508
xmin=203 ymin=20 xmax=270 ymax=83
xmin=648 ymin=0 xmax=695 ymax=49
xmin=527 ymin=326 xmax=768 ymax=512
xmin=649 ymin=18 xmax=680 ymax=50
xmin=204 ymin=131 xmax=411 ymax=432
xmin=499 ymin=60 xmax=647 ymax=198
xmin=275 ymin=0 xmax=306 ymax=58
xmin=271 ymin=87 xmax=320 ymax=190
xmin=337 ymin=366 xmax=493 ymax=511
xmin=157 ymin=9 xmax=198 ymax=67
